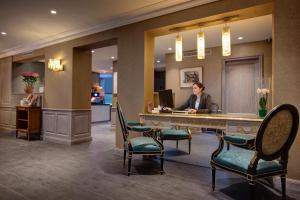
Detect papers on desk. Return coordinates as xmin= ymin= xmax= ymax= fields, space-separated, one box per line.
xmin=172 ymin=110 xmax=188 ymax=114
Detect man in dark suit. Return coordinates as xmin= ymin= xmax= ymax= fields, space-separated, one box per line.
xmin=177 ymin=82 xmax=212 ymax=113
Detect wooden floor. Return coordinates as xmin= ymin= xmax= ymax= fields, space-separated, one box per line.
xmin=0 ymin=123 xmax=299 ymax=200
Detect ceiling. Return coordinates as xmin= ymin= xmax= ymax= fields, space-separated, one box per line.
xmin=92 ymin=45 xmax=117 ymax=73
xmin=154 ymin=14 xmax=272 ymax=68
xmin=0 ymin=0 xmax=218 ymax=58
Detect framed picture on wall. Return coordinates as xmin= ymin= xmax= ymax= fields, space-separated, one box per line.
xmin=180 ymin=67 xmax=203 ymax=87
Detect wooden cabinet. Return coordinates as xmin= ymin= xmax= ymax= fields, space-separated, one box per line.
xmin=16 ymin=106 xmax=41 ymax=140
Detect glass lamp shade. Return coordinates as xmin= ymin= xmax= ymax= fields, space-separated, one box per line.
xmin=222 ymin=26 xmax=231 ymax=56
xmin=197 ymin=31 xmax=205 ymax=59
xmin=175 ymin=35 xmax=183 ymax=61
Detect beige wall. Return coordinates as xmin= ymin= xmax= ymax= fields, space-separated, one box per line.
xmin=91 ymin=72 xmax=100 ymax=87
xmin=273 ymin=0 xmax=300 ymax=180
xmin=0 ymin=57 xmax=12 ymax=106
xmin=166 ymin=41 xmax=272 ymax=108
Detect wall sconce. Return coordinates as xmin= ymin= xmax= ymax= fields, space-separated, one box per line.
xmin=222 ymin=25 xmax=231 ymax=56
xmin=48 ymin=59 xmax=63 ymax=71
xmin=175 ymin=34 xmax=183 ymax=62
xmin=197 ymin=31 xmax=205 ymax=59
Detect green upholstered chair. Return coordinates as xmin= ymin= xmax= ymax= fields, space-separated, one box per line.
xmin=117 ymin=102 xmax=164 ymax=176
xmin=224 ymin=133 xmax=256 ymax=150
xmin=117 ymin=101 xmax=153 ymax=135
xmin=211 ymin=104 xmax=299 ymax=199
xmin=159 ymin=127 xmax=192 ymax=154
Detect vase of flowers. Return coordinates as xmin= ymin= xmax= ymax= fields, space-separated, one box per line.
xmin=21 ymin=72 xmax=39 ymax=94
xmin=257 ymin=88 xmax=270 ymax=118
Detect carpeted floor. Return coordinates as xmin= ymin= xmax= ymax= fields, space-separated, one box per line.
xmin=0 ymin=123 xmax=299 ymax=200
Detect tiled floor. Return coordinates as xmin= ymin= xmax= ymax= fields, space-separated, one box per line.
xmin=0 ymin=123 xmax=299 ymax=200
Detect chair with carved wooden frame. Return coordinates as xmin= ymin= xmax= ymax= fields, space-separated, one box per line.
xmin=117 ymin=102 xmax=164 ymax=176
xmin=211 ymin=104 xmax=299 ymax=199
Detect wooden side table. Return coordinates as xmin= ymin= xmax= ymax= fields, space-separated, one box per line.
xmin=16 ymin=106 xmax=41 ymax=140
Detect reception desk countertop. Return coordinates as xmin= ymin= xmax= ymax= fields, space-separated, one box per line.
xmin=139 ymin=112 xmax=263 ymax=134
xmin=139 ymin=113 xmax=263 ymax=122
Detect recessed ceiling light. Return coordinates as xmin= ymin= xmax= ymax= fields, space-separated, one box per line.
xmin=111 ymin=56 xmax=115 ymax=59
xmin=156 ymin=60 xmax=161 ymax=63
xmin=50 ymin=10 xmax=57 ymax=14
xmin=110 ymin=67 xmax=113 ymax=70
xmin=91 ymin=50 xmax=95 ymax=53
xmin=1 ymin=32 xmax=7 ymax=35
xmin=238 ymin=36 xmax=243 ymax=40
xmin=168 ymin=47 xmax=172 ymax=51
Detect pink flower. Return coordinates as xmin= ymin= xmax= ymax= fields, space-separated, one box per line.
xmin=21 ymin=72 xmax=39 ymax=77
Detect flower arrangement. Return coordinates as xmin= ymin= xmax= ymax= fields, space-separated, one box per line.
xmin=21 ymin=72 xmax=39 ymax=93
xmin=257 ymin=88 xmax=270 ymax=117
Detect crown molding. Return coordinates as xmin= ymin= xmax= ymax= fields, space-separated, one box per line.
xmin=0 ymin=0 xmax=218 ymax=59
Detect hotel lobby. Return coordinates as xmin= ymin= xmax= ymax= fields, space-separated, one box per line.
xmin=0 ymin=0 xmax=300 ymax=199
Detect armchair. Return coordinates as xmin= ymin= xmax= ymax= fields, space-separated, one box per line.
xmin=117 ymin=102 xmax=164 ymax=176
xmin=211 ymin=104 xmax=299 ymax=199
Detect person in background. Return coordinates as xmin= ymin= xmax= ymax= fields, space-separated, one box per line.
xmin=177 ymin=82 xmax=212 ymax=113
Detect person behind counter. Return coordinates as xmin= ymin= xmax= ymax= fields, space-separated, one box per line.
xmin=177 ymin=82 xmax=211 ymax=114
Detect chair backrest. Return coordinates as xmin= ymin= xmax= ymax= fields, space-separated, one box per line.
xmin=116 ymin=102 xmax=129 ymax=142
xmin=255 ymin=104 xmax=299 ymax=161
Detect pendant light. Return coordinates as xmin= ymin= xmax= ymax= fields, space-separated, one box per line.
xmin=222 ymin=25 xmax=231 ymax=56
xmin=175 ymin=34 xmax=183 ymax=61
xmin=197 ymin=31 xmax=205 ymax=59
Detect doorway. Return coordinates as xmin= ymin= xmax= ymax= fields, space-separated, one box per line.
xmin=222 ymin=56 xmax=262 ymax=115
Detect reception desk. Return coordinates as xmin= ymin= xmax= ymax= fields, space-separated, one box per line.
xmin=139 ymin=113 xmax=263 ymax=135
xmin=91 ymin=104 xmax=111 ymax=123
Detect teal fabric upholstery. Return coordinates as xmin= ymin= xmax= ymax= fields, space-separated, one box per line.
xmin=224 ymin=134 xmax=255 ymax=145
xmin=126 ymin=120 xmax=142 ymax=127
xmin=160 ymin=129 xmax=190 ymax=140
xmin=213 ymin=149 xmax=283 ymax=174
xmin=129 ymin=137 xmax=161 ymax=152
xmin=129 ymin=125 xmax=152 ymax=132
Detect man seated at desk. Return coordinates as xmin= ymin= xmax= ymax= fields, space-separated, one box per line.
xmin=177 ymin=82 xmax=212 ymax=114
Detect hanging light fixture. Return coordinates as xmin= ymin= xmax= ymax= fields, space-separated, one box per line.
xmin=175 ymin=34 xmax=183 ymax=61
xmin=197 ymin=31 xmax=205 ymax=59
xmin=222 ymin=25 xmax=231 ymax=56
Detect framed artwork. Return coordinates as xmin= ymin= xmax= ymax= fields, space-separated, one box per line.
xmin=180 ymin=67 xmax=203 ymax=87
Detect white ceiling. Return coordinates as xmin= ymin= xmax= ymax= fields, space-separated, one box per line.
xmin=0 ymin=0 xmax=218 ymax=58
xmin=92 ymin=45 xmax=117 ymax=72
xmin=154 ymin=14 xmax=272 ymax=68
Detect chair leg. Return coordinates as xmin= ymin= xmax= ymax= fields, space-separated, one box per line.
xmin=176 ymin=140 xmax=178 ymax=149
xmin=281 ymin=174 xmax=286 ymax=199
xmin=127 ymin=153 xmax=132 ymax=176
xmin=212 ymin=166 xmax=216 ymax=191
xmin=188 ymin=139 xmax=191 ymax=154
xmin=123 ymin=149 xmax=126 ymax=168
xmin=160 ymin=154 xmax=164 ymax=175
xmin=249 ymin=181 xmax=256 ymax=200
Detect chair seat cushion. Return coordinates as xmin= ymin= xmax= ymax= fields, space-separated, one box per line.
xmin=160 ymin=129 xmax=190 ymax=140
xmin=129 ymin=137 xmax=161 ymax=152
xmin=129 ymin=125 xmax=152 ymax=132
xmin=224 ymin=134 xmax=255 ymax=145
xmin=212 ymin=149 xmax=283 ymax=174
xmin=126 ymin=120 xmax=142 ymax=126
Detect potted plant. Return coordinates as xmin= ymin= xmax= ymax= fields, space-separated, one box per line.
xmin=21 ymin=72 xmax=39 ymax=94
xmin=257 ymin=88 xmax=270 ymax=118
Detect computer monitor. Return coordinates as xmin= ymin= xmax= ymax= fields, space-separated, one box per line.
xmin=158 ymin=89 xmax=174 ymax=108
